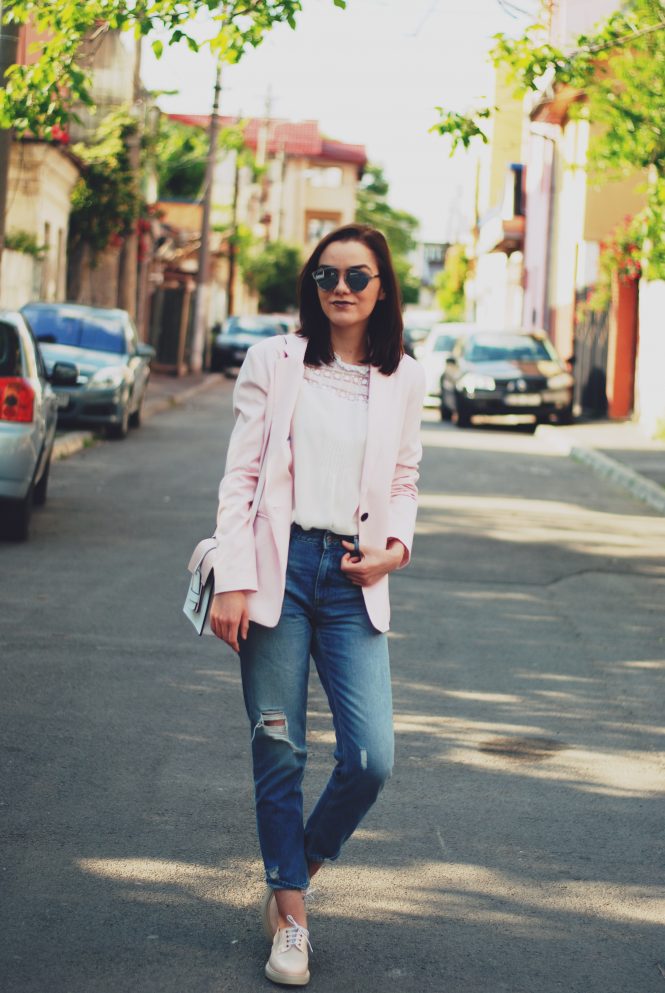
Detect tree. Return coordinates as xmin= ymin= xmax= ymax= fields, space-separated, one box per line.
xmin=433 ymin=245 xmax=470 ymax=321
xmin=431 ymin=0 xmax=665 ymax=279
xmin=69 ymin=107 xmax=142 ymax=260
xmin=155 ymin=117 xmax=256 ymax=201
xmin=0 ymin=0 xmax=347 ymax=136
xmin=355 ymin=164 xmax=420 ymax=304
xmin=244 ymin=241 xmax=302 ymax=313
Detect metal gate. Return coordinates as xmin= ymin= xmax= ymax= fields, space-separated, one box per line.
xmin=573 ymin=296 xmax=609 ymax=418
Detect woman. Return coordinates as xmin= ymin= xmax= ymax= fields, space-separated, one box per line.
xmin=209 ymin=224 xmax=426 ymax=986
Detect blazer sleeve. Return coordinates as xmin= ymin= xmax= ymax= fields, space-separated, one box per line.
xmin=210 ymin=344 xmax=272 ymax=594
xmin=386 ymin=361 xmax=426 ymax=568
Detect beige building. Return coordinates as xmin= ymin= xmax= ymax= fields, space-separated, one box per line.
xmin=1 ymin=140 xmax=80 ymax=309
xmin=469 ymin=69 xmax=526 ymax=328
xmin=167 ymin=114 xmax=366 ymax=319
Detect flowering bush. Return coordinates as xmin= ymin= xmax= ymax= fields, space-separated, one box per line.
xmin=586 ymin=213 xmax=644 ymax=313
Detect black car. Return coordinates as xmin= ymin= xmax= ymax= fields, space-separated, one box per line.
xmin=440 ymin=330 xmax=574 ymax=428
xmin=210 ymin=315 xmax=292 ymax=373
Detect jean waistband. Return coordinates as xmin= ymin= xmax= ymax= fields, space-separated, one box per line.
xmin=290 ymin=522 xmax=355 ymax=545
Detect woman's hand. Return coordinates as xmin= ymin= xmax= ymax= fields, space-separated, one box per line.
xmin=210 ymin=591 xmax=249 ymax=652
xmin=340 ymin=540 xmax=405 ymax=587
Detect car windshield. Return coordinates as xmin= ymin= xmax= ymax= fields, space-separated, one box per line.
xmin=465 ymin=334 xmax=555 ymax=363
xmin=24 ymin=308 xmax=126 ymax=355
xmin=226 ymin=319 xmax=283 ymax=337
xmin=433 ymin=334 xmax=457 ymax=353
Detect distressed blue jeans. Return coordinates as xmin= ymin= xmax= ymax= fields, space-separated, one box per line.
xmin=239 ymin=523 xmax=394 ymax=891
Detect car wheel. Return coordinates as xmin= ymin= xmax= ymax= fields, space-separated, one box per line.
xmin=108 ymin=403 xmax=130 ymax=440
xmin=3 ymin=483 xmax=34 ymax=541
xmin=556 ymin=403 xmax=574 ymax=425
xmin=129 ymin=394 xmax=143 ymax=429
xmin=33 ymin=453 xmax=51 ymax=507
xmin=456 ymin=396 xmax=472 ymax=428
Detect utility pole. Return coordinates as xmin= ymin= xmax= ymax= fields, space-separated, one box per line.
xmin=0 ymin=4 xmax=20 ymax=289
xmin=117 ymin=26 xmax=142 ymax=319
xmin=227 ymin=147 xmax=240 ymax=317
xmin=190 ymin=61 xmax=222 ymax=374
xmin=256 ymin=87 xmax=273 ymax=244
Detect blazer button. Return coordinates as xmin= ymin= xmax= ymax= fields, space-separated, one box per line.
xmin=360 ymin=512 xmax=369 ymax=521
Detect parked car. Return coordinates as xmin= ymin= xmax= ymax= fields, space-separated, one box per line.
xmin=402 ymin=311 xmax=441 ymax=359
xmin=417 ymin=322 xmax=474 ymax=406
xmin=440 ymin=329 xmax=574 ymax=428
xmin=0 ymin=309 xmax=77 ymax=540
xmin=210 ymin=315 xmax=293 ymax=373
xmin=21 ymin=302 xmax=155 ymax=439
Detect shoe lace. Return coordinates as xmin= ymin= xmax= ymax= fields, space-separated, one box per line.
xmin=284 ymin=914 xmax=313 ymax=953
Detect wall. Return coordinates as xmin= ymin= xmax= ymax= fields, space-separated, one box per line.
xmin=5 ymin=142 xmax=79 ymax=304
xmin=636 ymin=280 xmax=665 ymax=434
xmin=0 ymin=250 xmax=40 ymax=309
xmin=550 ymin=0 xmax=619 ymax=46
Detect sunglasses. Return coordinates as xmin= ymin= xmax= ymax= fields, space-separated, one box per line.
xmin=311 ymin=266 xmax=381 ymax=293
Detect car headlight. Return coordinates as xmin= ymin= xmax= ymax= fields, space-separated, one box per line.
xmin=547 ymin=372 xmax=573 ymax=389
xmin=88 ymin=367 xmax=126 ymax=390
xmin=459 ymin=373 xmax=496 ymax=393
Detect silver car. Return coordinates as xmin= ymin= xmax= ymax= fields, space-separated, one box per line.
xmin=0 ymin=310 xmax=77 ymax=540
xmin=22 ymin=302 xmax=155 ymax=439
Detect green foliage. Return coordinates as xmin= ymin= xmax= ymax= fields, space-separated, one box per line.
xmin=154 ymin=117 xmax=260 ymax=201
xmin=394 ymin=257 xmax=420 ymax=306
xmin=432 ymin=0 xmax=665 ymax=279
xmin=69 ymin=108 xmax=142 ymax=259
xmin=243 ymin=240 xmax=302 ymax=313
xmin=355 ymin=164 xmax=420 ymax=303
xmin=0 ymin=1 xmax=346 ymax=135
xmin=429 ymin=108 xmax=492 ymax=155
xmin=4 ymin=229 xmax=47 ymax=258
xmin=154 ymin=117 xmax=208 ymax=200
xmin=434 ymin=245 xmax=470 ymax=321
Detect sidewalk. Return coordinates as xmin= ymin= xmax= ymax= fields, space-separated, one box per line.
xmin=52 ymin=371 xmax=223 ymax=460
xmin=539 ymin=417 xmax=665 ymax=514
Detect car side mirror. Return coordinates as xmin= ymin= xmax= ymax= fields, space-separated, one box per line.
xmin=136 ymin=343 xmax=156 ymax=360
xmin=51 ymin=361 xmax=78 ymax=386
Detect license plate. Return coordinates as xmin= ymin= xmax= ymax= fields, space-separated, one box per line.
xmin=505 ymin=393 xmax=542 ymax=407
xmin=56 ymin=394 xmax=70 ymax=409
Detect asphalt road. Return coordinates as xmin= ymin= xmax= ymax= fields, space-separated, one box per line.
xmin=1 ymin=386 xmax=664 ymax=993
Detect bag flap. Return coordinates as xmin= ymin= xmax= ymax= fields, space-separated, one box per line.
xmin=188 ymin=537 xmax=217 ymax=578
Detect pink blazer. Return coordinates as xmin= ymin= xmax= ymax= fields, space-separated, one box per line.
xmin=209 ymin=333 xmax=425 ymax=632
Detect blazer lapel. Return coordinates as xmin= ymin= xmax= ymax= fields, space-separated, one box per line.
xmin=270 ymin=334 xmax=307 ymax=441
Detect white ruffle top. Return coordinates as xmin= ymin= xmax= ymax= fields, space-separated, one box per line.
xmin=292 ymin=354 xmax=369 ymax=536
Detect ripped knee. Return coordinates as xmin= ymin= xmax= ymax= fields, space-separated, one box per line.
xmin=251 ymin=709 xmax=293 ymax=745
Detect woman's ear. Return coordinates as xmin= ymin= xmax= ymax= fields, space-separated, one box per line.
xmin=378 ymin=284 xmax=386 ymax=301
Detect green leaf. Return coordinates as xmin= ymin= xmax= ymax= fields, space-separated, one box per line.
xmin=151 ymin=39 xmax=164 ymax=59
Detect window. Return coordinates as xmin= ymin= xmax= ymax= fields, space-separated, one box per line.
xmin=306 ymin=215 xmax=340 ymax=243
xmin=306 ymin=166 xmax=343 ymax=188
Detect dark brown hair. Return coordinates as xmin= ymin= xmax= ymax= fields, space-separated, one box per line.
xmin=297 ymin=224 xmax=404 ymax=375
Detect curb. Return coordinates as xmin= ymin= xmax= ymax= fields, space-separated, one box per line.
xmin=538 ymin=425 xmax=665 ymax=516
xmin=52 ymin=374 xmax=224 ymax=463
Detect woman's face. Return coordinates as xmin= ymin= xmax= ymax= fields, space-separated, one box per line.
xmin=315 ymin=239 xmax=385 ymax=334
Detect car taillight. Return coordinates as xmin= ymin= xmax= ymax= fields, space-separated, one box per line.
xmin=0 ymin=377 xmax=35 ymax=423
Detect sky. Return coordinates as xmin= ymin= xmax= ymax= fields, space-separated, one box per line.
xmin=142 ymin=0 xmax=541 ymax=243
